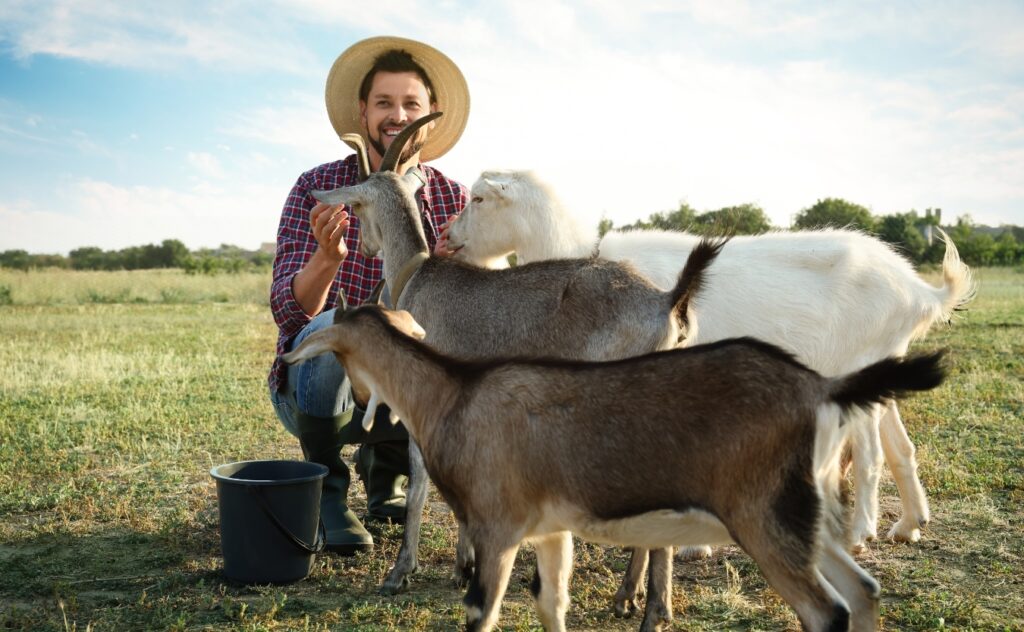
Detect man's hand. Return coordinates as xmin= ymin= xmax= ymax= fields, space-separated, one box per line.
xmin=311 ymin=202 xmax=350 ymax=262
xmin=434 ymin=217 xmax=456 ymax=257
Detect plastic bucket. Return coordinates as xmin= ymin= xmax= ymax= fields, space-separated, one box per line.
xmin=210 ymin=460 xmax=328 ymax=584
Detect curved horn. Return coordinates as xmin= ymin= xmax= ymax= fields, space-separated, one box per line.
xmin=340 ymin=133 xmax=370 ymax=181
xmin=379 ymin=111 xmax=444 ymax=173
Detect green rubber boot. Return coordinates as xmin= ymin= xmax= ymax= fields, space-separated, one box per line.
xmin=355 ymin=439 xmax=410 ymax=526
xmin=295 ymin=412 xmax=373 ymax=556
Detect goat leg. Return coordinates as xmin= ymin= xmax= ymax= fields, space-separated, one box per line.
xmin=879 ymin=401 xmax=930 ymax=543
xmin=380 ymin=439 xmax=428 ymax=595
xmin=639 ymin=547 xmax=673 ymax=632
xmin=849 ymin=406 xmax=883 ymax=551
xmin=454 ymin=522 xmax=476 ymax=587
xmin=530 ymin=531 xmax=573 ymax=632
xmin=464 ymin=536 xmax=520 ymax=632
xmin=675 ymin=544 xmax=713 ymax=561
xmin=614 ymin=547 xmax=648 ymax=618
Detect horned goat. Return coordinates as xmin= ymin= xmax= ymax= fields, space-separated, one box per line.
xmin=284 ymin=304 xmax=948 ymax=632
xmin=447 ymin=169 xmax=974 ymax=551
xmin=309 ymin=113 xmax=722 ymax=626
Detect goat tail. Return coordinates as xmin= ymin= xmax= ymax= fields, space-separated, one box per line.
xmin=281 ymin=327 xmax=340 ymax=365
xmin=935 ymin=227 xmax=977 ymax=319
xmin=669 ymin=236 xmax=729 ymax=327
xmin=829 ymin=351 xmax=948 ymax=415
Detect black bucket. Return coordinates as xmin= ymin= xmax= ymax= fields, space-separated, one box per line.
xmin=210 ymin=460 xmax=328 ymax=584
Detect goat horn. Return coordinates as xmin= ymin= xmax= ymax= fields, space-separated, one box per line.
xmin=379 ymin=111 xmax=444 ymax=173
xmin=340 ymin=133 xmax=370 ymax=181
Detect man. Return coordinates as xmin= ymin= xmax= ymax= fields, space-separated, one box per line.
xmin=268 ymin=36 xmax=469 ymax=554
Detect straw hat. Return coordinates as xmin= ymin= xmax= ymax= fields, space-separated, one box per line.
xmin=325 ymin=36 xmax=470 ymax=163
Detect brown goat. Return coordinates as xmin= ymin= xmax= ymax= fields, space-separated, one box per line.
xmin=284 ymin=305 xmax=947 ymax=632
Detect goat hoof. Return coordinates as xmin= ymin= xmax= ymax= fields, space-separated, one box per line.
xmin=613 ymin=597 xmax=639 ymax=618
xmin=453 ymin=564 xmax=474 ymax=589
xmin=379 ymin=578 xmax=409 ymax=596
xmin=887 ymin=519 xmax=922 ymax=543
xmin=676 ymin=545 xmax=713 ymax=561
xmin=380 ymin=569 xmax=412 ymax=595
xmin=850 ymin=522 xmax=878 ymax=551
xmin=639 ymin=612 xmax=671 ymax=632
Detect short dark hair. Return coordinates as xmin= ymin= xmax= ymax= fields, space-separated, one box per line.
xmin=358 ymin=49 xmax=436 ymax=104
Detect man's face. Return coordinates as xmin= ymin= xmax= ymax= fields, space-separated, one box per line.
xmin=360 ymin=71 xmax=435 ymax=168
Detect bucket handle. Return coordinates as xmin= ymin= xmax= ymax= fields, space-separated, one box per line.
xmin=247 ymin=486 xmax=326 ymax=554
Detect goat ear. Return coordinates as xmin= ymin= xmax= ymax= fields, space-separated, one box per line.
xmin=386 ymin=309 xmax=427 ymax=340
xmin=311 ymin=186 xmax=357 ymax=207
xmin=483 ymin=178 xmax=510 ymax=200
xmin=281 ymin=328 xmax=341 ymax=365
xmin=400 ymin=171 xmax=423 ymax=191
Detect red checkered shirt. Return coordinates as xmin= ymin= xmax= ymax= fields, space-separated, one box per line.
xmin=268 ymin=154 xmax=467 ymax=392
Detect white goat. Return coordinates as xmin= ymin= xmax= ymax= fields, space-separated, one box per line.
xmin=447 ymin=169 xmax=975 ymax=553
xmin=284 ymin=304 xmax=948 ymax=632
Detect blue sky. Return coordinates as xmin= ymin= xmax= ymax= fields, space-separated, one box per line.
xmin=1 ymin=1 xmax=1022 ymax=254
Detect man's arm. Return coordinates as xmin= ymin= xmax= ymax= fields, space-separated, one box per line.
xmin=291 ymin=203 xmax=350 ymax=315
xmin=270 ymin=179 xmax=348 ymax=338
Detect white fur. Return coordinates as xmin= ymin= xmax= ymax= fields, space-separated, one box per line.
xmin=534 ymin=504 xmax=735 ymax=549
xmin=450 ymin=170 xmax=975 ymax=547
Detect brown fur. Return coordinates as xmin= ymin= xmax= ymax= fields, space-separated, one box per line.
xmin=285 ymin=307 xmax=945 ymax=631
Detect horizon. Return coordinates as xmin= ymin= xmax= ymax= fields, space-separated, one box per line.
xmin=2 ymin=1 xmax=1023 ymax=256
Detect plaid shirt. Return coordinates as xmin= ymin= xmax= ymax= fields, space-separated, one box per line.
xmin=269 ymin=154 xmax=467 ymax=392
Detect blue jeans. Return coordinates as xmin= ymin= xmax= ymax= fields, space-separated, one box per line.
xmin=269 ymin=308 xmax=407 ymax=444
xmin=270 ymin=309 xmax=352 ymax=438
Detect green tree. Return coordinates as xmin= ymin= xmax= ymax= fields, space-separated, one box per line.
xmin=959 ymin=233 xmax=997 ymax=266
xmin=950 ymin=214 xmax=975 ymax=243
xmin=993 ymin=231 xmax=1021 ymax=266
xmin=0 ymin=250 xmax=31 ymax=270
xmin=69 ymin=246 xmax=108 ymax=270
xmin=793 ymin=198 xmax=876 ymax=232
xmin=31 ymin=254 xmax=69 ymax=269
xmin=691 ymin=203 xmax=772 ymax=236
xmin=625 ymin=202 xmax=698 ymax=231
xmin=597 ymin=217 xmax=614 ymax=238
xmin=877 ymin=212 xmax=927 ymax=262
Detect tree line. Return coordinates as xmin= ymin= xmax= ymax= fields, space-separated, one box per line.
xmin=599 ymin=198 xmax=1024 ymax=267
xmin=0 ymin=239 xmax=273 ymax=274
xmin=3 ymin=197 xmax=1022 ymax=271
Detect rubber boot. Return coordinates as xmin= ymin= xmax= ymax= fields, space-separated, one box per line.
xmin=295 ymin=412 xmax=373 ymax=555
xmin=355 ymin=439 xmax=410 ymax=526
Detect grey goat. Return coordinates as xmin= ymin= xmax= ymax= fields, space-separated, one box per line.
xmin=310 ymin=112 xmax=720 ymax=627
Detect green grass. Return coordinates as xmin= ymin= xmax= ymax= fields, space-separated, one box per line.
xmin=1 ymin=267 xmax=1022 ymax=631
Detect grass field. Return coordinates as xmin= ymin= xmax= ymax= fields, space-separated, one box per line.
xmin=0 ymin=267 xmax=1021 ymax=631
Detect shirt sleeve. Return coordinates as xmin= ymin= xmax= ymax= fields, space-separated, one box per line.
xmin=421 ymin=169 xmax=469 ymax=249
xmin=270 ymin=175 xmax=318 ymax=338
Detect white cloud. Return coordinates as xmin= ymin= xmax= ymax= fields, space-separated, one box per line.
xmin=221 ymin=94 xmax=339 ymax=162
xmin=186 ymin=151 xmax=225 ymax=179
xmin=0 ymin=177 xmax=286 ymax=254
xmin=425 ymin=12 xmax=1024 ymax=229
xmin=0 ymin=1 xmax=318 ymax=74
xmin=1 ymin=0 xmax=1022 ymax=259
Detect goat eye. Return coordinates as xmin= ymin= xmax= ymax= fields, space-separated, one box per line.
xmin=472 ymin=196 xmax=483 ymax=204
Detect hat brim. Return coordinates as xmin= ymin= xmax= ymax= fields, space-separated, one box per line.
xmin=325 ymin=36 xmax=469 ymax=164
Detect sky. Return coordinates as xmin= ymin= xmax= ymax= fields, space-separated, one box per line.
xmin=1 ymin=0 xmax=1023 ymax=255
